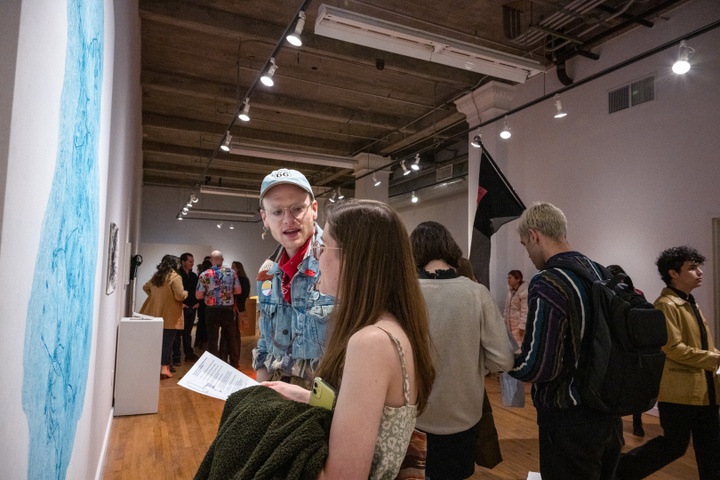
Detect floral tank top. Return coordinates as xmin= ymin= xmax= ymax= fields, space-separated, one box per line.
xmin=369 ymin=327 xmax=418 ymax=479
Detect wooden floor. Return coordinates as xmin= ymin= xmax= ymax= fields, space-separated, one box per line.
xmin=103 ymin=335 xmax=699 ymax=479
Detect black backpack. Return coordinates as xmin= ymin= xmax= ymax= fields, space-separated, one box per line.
xmin=561 ymin=264 xmax=668 ymax=416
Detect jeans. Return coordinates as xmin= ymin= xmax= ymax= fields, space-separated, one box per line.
xmin=537 ymin=407 xmax=622 ymax=480
xmin=616 ymin=402 xmax=720 ymax=480
xmin=160 ymin=329 xmax=177 ymax=366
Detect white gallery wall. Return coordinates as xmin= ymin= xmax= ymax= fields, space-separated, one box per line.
xmin=139 ymin=185 xmax=276 ymax=300
xmin=0 ymin=1 xmax=141 ymax=478
xmin=485 ymin=0 xmax=720 ymax=331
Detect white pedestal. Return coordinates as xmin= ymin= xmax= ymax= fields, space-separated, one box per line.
xmin=114 ymin=316 xmax=163 ymax=416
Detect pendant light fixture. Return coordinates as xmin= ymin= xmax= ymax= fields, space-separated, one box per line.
xmin=672 ymin=40 xmax=694 ymax=74
xmin=238 ymin=99 xmax=250 ymax=122
xmin=286 ymin=11 xmax=306 ymax=47
xmin=500 ymin=116 xmax=512 ymax=140
xmin=411 ymin=154 xmax=421 ymax=171
xmin=553 ymin=94 xmax=567 ymax=118
xmin=261 ymin=58 xmax=278 ymax=86
xmin=220 ymin=131 xmax=232 ymax=151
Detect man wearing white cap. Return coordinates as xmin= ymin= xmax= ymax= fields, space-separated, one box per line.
xmin=252 ymin=168 xmax=334 ymax=387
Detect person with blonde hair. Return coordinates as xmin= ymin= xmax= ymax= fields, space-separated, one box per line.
xmin=253 ymin=168 xmax=334 ymax=386
xmin=509 ymin=202 xmax=622 ymax=480
xmin=266 ymin=199 xmax=435 ymax=479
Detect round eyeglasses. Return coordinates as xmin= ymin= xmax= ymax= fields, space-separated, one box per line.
xmin=312 ymin=240 xmax=341 ymax=258
xmin=263 ymin=203 xmax=311 ymax=221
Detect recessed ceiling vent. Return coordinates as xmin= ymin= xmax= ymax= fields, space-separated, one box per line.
xmin=436 ymin=164 xmax=453 ymax=182
xmin=609 ymin=75 xmax=655 ymax=114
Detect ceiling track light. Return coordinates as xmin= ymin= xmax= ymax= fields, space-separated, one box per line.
xmin=372 ymin=173 xmax=381 ymax=187
xmin=190 ymin=194 xmax=198 ymax=203
xmin=328 ymin=190 xmax=336 ymax=203
xmin=261 ymin=58 xmax=278 ymax=86
xmin=177 ymin=215 xmax=183 ymax=221
xmin=500 ymin=116 xmax=512 ymax=140
xmin=401 ymin=160 xmax=410 ymax=175
xmin=217 ymin=222 xmax=223 ymax=229
xmin=337 ymin=188 xmax=345 ymax=200
xmin=553 ymin=94 xmax=567 ymax=118
xmin=238 ymin=99 xmax=250 ymax=122
xmin=471 ymin=132 xmax=482 ymax=148
xmin=220 ymin=131 xmax=232 ymax=151
xmin=411 ymin=154 xmax=421 ymax=171
xmin=411 ymin=191 xmax=418 ymax=203
xmin=672 ymin=39 xmax=694 ymax=74
xmin=286 ymin=11 xmax=306 ymax=47
xmin=229 ymin=223 xmax=235 ymax=230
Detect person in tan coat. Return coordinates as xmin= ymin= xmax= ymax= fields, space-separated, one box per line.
xmin=616 ymin=246 xmax=720 ymax=480
xmin=140 ymin=254 xmax=188 ymax=379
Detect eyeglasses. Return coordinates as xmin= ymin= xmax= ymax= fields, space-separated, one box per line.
xmin=312 ymin=240 xmax=341 ymax=258
xmin=263 ymin=203 xmax=311 ymax=221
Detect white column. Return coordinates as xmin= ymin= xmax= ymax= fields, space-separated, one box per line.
xmin=454 ymin=81 xmax=515 ymax=250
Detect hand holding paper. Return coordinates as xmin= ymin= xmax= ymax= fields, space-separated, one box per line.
xmin=178 ymin=351 xmax=259 ymax=400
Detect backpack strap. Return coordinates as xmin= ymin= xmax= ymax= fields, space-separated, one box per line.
xmin=554 ymin=261 xmax=612 ymax=288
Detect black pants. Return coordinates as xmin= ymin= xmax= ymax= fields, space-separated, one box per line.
xmin=616 ymin=402 xmax=720 ymax=480
xmin=219 ymin=314 xmax=241 ymax=368
xmin=205 ymin=306 xmax=236 ymax=365
xmin=172 ymin=307 xmax=196 ymax=361
xmin=160 ymin=329 xmax=177 ymax=366
xmin=195 ymin=304 xmax=207 ymax=348
xmin=537 ymin=407 xmax=622 ymax=480
xmin=425 ymin=427 xmax=476 ymax=480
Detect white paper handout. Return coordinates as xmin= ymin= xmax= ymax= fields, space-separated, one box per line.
xmin=178 ymin=351 xmax=259 ymax=400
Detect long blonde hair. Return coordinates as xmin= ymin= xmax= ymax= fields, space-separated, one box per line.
xmin=315 ymin=200 xmax=435 ymax=413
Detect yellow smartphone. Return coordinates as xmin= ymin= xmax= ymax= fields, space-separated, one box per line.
xmin=309 ymin=377 xmax=337 ymax=410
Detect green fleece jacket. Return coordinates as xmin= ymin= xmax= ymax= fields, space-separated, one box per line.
xmin=195 ymin=385 xmax=333 ymax=480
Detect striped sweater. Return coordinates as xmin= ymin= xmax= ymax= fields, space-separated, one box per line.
xmin=509 ymin=251 xmax=606 ymax=412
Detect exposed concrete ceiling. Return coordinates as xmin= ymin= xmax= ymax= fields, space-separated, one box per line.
xmin=140 ymin=0 xmax=690 ymax=204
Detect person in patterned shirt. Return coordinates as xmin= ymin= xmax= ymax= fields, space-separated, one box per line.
xmin=508 ymin=202 xmax=622 ymax=480
xmin=196 ymin=250 xmax=241 ymax=365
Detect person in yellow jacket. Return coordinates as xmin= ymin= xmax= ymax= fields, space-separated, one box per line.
xmin=140 ymin=254 xmax=188 ymax=379
xmin=616 ymin=246 xmax=720 ymax=480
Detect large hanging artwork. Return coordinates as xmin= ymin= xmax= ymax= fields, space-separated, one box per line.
xmin=21 ymin=1 xmax=104 ymax=478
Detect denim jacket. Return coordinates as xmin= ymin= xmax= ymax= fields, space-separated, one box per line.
xmin=252 ymin=225 xmax=334 ymax=380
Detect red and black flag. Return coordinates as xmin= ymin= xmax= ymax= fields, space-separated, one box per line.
xmin=470 ymin=142 xmax=525 ymax=287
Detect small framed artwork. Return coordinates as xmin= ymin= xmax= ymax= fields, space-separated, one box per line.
xmin=106 ymin=222 xmax=119 ymax=295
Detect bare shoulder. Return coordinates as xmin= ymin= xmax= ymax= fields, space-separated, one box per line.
xmin=348 ymin=316 xmax=411 ymax=359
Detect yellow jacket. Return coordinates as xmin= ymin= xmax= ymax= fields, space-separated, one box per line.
xmin=140 ymin=271 xmax=188 ymax=329
xmin=655 ymin=287 xmax=720 ymax=405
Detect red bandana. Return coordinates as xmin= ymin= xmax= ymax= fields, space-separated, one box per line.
xmin=278 ymin=237 xmax=311 ymax=303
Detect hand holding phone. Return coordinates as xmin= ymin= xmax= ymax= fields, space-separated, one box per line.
xmin=309 ymin=377 xmax=337 ymax=410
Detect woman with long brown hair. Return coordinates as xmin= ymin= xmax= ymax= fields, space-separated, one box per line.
xmin=265 ymin=199 xmax=435 ymax=479
xmin=140 ymin=254 xmax=188 ymax=379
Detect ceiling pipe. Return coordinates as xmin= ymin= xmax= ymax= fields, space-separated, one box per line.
xmin=556 ymin=61 xmax=574 ymax=86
